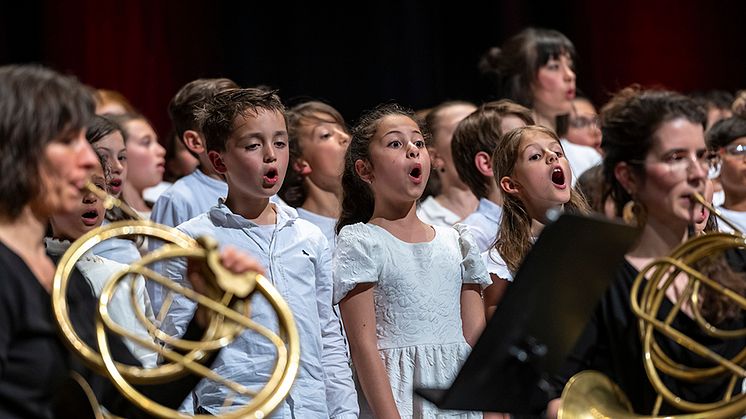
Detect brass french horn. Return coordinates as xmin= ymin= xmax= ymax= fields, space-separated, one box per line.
xmin=559 ymin=193 xmax=746 ymax=418
xmin=51 ymin=183 xmax=300 ymax=418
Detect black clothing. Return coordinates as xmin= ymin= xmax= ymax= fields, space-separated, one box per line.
xmin=0 ymin=241 xmax=209 ymax=418
xmin=550 ymin=260 xmax=746 ymax=415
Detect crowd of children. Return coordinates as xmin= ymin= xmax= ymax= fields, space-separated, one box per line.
xmin=1 ymin=23 xmax=746 ymax=419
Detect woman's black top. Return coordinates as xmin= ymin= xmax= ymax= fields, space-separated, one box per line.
xmin=0 ymin=240 xmax=209 ymax=418
xmin=550 ymin=260 xmax=746 ymax=415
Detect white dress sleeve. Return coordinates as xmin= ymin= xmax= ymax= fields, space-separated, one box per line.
xmin=482 ymin=247 xmax=513 ymax=282
xmin=332 ymin=223 xmax=381 ymax=304
xmin=453 ymin=223 xmax=492 ymax=288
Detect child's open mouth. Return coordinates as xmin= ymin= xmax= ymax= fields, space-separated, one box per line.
xmin=81 ymin=209 xmax=99 ymax=226
xmin=263 ymin=168 xmax=279 ymax=186
xmin=109 ymin=178 xmax=122 ymax=193
xmin=551 ymin=167 xmax=566 ymax=187
xmin=409 ymin=165 xmax=423 ymax=184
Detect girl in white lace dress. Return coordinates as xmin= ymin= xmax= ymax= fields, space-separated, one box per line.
xmin=333 ymin=103 xmax=490 ymax=418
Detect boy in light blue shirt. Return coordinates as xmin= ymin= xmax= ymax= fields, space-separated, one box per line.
xmin=150 ymin=78 xmax=239 ymax=229
xmin=161 ymin=88 xmax=357 ymax=417
xmin=148 ymin=79 xmax=237 ymax=313
xmin=453 ymin=100 xmax=535 ymax=251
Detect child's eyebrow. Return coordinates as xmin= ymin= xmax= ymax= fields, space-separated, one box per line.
xmin=520 ymin=142 xmax=540 ymax=153
xmin=235 ymin=132 xmax=265 ymax=142
xmin=382 ymin=129 xmax=423 ymax=137
xmin=521 ymin=140 xmax=561 ymax=153
xmin=235 ymin=130 xmax=288 ymax=143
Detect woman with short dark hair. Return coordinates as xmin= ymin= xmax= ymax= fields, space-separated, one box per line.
xmin=0 ymin=64 xmax=263 ymax=418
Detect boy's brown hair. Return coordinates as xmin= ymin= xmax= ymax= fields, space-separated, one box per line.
xmin=168 ymin=78 xmax=240 ymax=141
xmin=451 ymin=99 xmax=534 ymax=199
xmin=200 ymin=88 xmax=286 ymax=153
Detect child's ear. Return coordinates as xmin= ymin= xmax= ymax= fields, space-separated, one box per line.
xmin=500 ymin=176 xmax=520 ymax=196
xmin=474 ymin=151 xmax=493 ymax=177
xmin=208 ymin=150 xmax=227 ymax=175
xmin=292 ymin=158 xmax=312 ymax=176
xmin=614 ymin=161 xmax=637 ymax=196
xmin=354 ymin=159 xmax=374 ymax=184
xmin=183 ymin=130 xmax=205 ymax=154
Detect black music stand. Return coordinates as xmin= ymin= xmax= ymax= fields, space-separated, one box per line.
xmin=415 ymin=214 xmax=639 ymax=414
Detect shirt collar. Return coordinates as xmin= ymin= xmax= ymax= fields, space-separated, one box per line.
xmin=194 ymin=168 xmax=228 ymax=189
xmin=44 ymin=237 xmax=71 ymax=256
xmin=209 ymin=198 xmax=297 ymax=230
xmin=478 ymin=198 xmax=503 ymax=223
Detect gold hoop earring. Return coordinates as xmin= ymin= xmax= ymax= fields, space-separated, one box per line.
xmin=622 ymin=200 xmax=635 ymax=224
xmin=622 ymin=200 xmax=646 ymax=227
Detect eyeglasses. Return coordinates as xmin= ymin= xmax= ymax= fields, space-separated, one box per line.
xmin=721 ymin=143 xmax=746 ymax=157
xmin=630 ymin=151 xmax=722 ymax=180
xmin=568 ymin=114 xmax=600 ymax=129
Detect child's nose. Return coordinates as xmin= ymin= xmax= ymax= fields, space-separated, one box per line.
xmin=156 ymin=142 xmax=166 ymax=156
xmin=112 ymin=159 xmax=123 ymax=173
xmin=82 ymin=190 xmax=97 ymax=204
xmin=264 ymin=146 xmax=277 ymax=162
xmin=406 ymin=142 xmax=419 ymax=158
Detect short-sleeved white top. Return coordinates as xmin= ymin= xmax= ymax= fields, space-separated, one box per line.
xmin=482 ymin=247 xmax=513 ymax=282
xmin=333 ymin=222 xmax=488 ymax=418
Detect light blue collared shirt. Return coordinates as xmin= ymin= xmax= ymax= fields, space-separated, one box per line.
xmin=161 ymin=201 xmax=358 ymax=418
xmin=459 ymin=198 xmax=503 ymax=252
xmin=150 ymin=169 xmax=228 ymax=229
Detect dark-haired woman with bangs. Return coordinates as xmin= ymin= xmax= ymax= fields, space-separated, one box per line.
xmin=479 ymin=27 xmax=601 ymax=183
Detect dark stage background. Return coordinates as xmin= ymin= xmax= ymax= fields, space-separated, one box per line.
xmin=1 ymin=0 xmax=744 ymax=140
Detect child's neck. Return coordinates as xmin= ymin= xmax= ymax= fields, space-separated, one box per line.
xmin=122 ymin=184 xmax=150 ymax=212
xmin=530 ymin=218 xmax=546 ymax=238
xmin=527 ymin=201 xmax=564 ymax=227
xmin=370 ymin=200 xmax=433 ymax=243
xmin=485 ymin=182 xmax=504 ymax=206
xmin=723 ymin=191 xmax=746 ymax=212
xmin=198 ymin=162 xmax=226 ymax=182
xmin=225 ymin=193 xmax=276 ymax=225
xmin=435 ymin=184 xmax=478 ymax=220
xmin=301 ymin=179 xmax=341 ymax=218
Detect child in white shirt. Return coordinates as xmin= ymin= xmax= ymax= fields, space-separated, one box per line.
xmin=161 ymin=88 xmax=357 ymax=417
